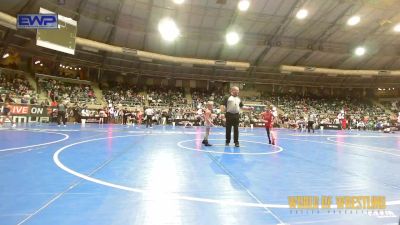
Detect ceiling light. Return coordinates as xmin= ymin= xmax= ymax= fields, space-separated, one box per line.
xmin=394 ymin=23 xmax=400 ymax=32
xmin=172 ymin=0 xmax=184 ymax=4
xmin=296 ymin=9 xmax=308 ymax=20
xmin=226 ymin=31 xmax=240 ymax=46
xmin=347 ymin=16 xmax=360 ymax=26
xmin=238 ymin=0 xmax=250 ymax=12
xmin=34 ymin=60 xmax=40 ymax=64
xmin=2 ymin=53 xmax=9 ymax=59
xmin=354 ymin=46 xmax=366 ymax=56
xmin=158 ymin=18 xmax=180 ymax=42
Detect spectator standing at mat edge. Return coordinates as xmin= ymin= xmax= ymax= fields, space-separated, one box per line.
xmin=81 ymin=106 xmax=90 ymax=126
xmin=0 ymin=94 xmax=16 ymax=128
xmin=57 ymin=101 xmax=67 ymax=127
xmin=397 ymin=112 xmax=400 ymax=127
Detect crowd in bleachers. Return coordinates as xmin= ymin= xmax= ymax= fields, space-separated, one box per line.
xmin=382 ymin=100 xmax=399 ymax=113
xmin=55 ymin=86 xmax=397 ymax=130
xmin=147 ymin=86 xmax=187 ymax=107
xmin=241 ymin=96 xmax=264 ymax=102
xmin=1 ymin=67 xmax=399 ymax=130
xmin=102 ymin=84 xmax=145 ymax=108
xmin=0 ymin=72 xmax=38 ymax=104
xmin=191 ymin=88 xmax=224 ymax=109
xmin=265 ymin=94 xmax=394 ymax=130
xmin=38 ymin=79 xmax=98 ymax=105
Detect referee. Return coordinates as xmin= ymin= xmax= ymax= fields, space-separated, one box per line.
xmin=307 ymin=111 xmax=315 ymax=133
xmin=221 ymin=86 xmax=250 ymax=147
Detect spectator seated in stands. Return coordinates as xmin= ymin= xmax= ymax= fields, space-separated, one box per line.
xmin=40 ymin=99 xmax=50 ymax=107
xmin=102 ymin=84 xmax=145 ymax=108
xmin=357 ymin=120 xmax=366 ymax=130
xmin=30 ymin=96 xmax=38 ymax=105
xmin=20 ymin=94 xmax=29 ymax=104
xmin=0 ymin=72 xmax=37 ymax=104
xmin=147 ymin=86 xmax=186 ymax=107
xmin=38 ymin=79 xmax=97 ymax=105
xmin=266 ymin=93 xmax=392 ymax=130
xmin=191 ymin=88 xmax=224 ymax=109
xmin=381 ymin=100 xmax=399 ymax=113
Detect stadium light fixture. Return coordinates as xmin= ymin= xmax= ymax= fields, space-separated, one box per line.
xmin=158 ymin=18 xmax=180 ymax=42
xmin=238 ymin=0 xmax=250 ymax=12
xmin=173 ymin=0 xmax=184 ymax=4
xmin=394 ymin=23 xmax=400 ymax=32
xmin=354 ymin=46 xmax=366 ymax=56
xmin=347 ymin=16 xmax=360 ymax=26
xmin=2 ymin=53 xmax=9 ymax=59
xmin=34 ymin=60 xmax=40 ymax=64
xmin=226 ymin=31 xmax=240 ymax=46
xmin=296 ymin=9 xmax=308 ymax=20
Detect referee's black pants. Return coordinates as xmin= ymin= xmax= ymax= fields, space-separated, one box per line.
xmin=308 ymin=121 xmax=314 ymax=133
xmin=57 ymin=111 xmax=66 ymax=125
xmin=226 ymin=112 xmax=239 ymax=144
xmin=123 ymin=115 xmax=128 ymax=125
xmin=146 ymin=116 xmax=152 ymax=128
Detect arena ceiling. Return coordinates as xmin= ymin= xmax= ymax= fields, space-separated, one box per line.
xmin=1 ymin=0 xmax=400 ymax=88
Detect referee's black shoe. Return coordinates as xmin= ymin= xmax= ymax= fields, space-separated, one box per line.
xmin=202 ymin=140 xmax=212 ymax=146
xmin=234 ymin=142 xmax=240 ymax=147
